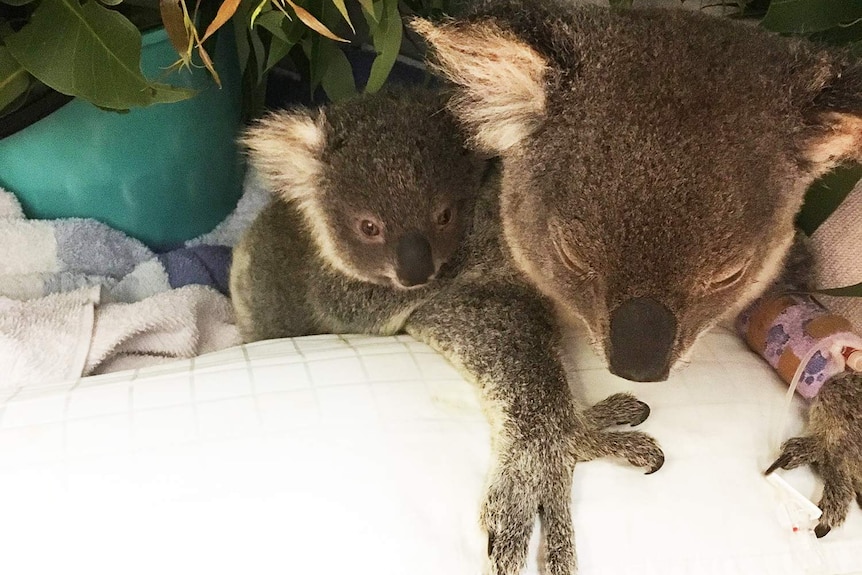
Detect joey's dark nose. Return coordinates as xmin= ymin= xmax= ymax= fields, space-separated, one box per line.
xmin=609 ymin=297 xmax=677 ymax=382
xmin=395 ymin=231 xmax=434 ymax=287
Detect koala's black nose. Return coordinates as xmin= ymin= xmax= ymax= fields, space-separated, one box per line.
xmin=395 ymin=231 xmax=434 ymax=287
xmin=609 ymin=297 xmax=677 ymax=382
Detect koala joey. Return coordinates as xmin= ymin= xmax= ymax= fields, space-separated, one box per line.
xmin=412 ymin=0 xmax=862 ymax=540
xmin=231 ymin=88 xmax=479 ymax=340
xmin=231 ymin=87 xmax=665 ymax=575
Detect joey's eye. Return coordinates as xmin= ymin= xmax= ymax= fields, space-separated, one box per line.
xmin=709 ymin=262 xmax=749 ymax=290
xmin=359 ymin=219 xmax=381 ymax=238
xmin=437 ymin=207 xmax=453 ymax=227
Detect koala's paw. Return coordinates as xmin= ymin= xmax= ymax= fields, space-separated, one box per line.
xmin=481 ymin=444 xmax=577 ymax=575
xmin=765 ymin=372 xmax=862 ymax=538
xmin=584 ymin=393 xmax=651 ymax=429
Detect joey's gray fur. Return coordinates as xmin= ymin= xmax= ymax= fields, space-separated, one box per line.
xmin=413 ymin=0 xmax=862 ymax=544
xmin=231 ymin=88 xmax=664 ymax=575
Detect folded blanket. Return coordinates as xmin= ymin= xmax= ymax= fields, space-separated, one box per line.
xmin=0 ymin=172 xmax=269 ymax=386
xmin=0 ymin=286 xmax=98 ymax=387
xmin=0 ymin=285 xmax=241 ymax=390
xmin=0 ymin=172 xmax=270 ymax=303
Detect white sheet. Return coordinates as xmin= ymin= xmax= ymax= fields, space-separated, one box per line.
xmin=1 ymin=327 xmax=860 ymax=575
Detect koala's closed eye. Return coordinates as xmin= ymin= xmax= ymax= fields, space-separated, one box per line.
xmin=551 ymin=225 xmax=593 ymax=280
xmin=707 ymin=260 xmax=750 ymax=290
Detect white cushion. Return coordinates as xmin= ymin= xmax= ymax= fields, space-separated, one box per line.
xmin=0 ymin=328 xmax=860 ymax=575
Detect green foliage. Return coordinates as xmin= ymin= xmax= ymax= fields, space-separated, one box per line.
xmin=0 ymin=0 xmax=463 ymax=118
xmin=3 ymin=0 xmax=192 ymax=110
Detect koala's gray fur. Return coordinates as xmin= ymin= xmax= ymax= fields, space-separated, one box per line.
xmin=413 ymin=0 xmax=862 ymax=543
xmin=414 ymin=0 xmax=862 ymax=382
xmin=231 ymin=88 xmax=664 ymax=575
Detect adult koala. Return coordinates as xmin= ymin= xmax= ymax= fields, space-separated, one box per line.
xmin=413 ymin=0 xmax=862 ymax=544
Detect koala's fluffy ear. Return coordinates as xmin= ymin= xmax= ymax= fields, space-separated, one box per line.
xmin=800 ymin=61 xmax=862 ymax=175
xmin=411 ymin=17 xmax=548 ymax=153
xmin=239 ymin=109 xmax=327 ymax=203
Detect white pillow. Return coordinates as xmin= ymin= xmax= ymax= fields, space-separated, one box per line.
xmin=0 ymin=328 xmax=859 ymax=575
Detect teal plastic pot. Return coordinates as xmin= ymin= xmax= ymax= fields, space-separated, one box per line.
xmin=0 ymin=27 xmax=244 ymax=248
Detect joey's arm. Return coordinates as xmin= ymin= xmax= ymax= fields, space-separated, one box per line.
xmin=405 ymin=279 xmax=663 ymax=575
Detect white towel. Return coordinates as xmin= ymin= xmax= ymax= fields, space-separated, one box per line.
xmin=0 ymin=285 xmax=241 ymax=389
xmin=0 ymin=286 xmax=99 ymax=389
xmin=87 ymin=285 xmax=241 ymax=375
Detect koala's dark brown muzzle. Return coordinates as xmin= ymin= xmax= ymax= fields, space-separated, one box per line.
xmin=395 ymin=231 xmax=434 ymax=287
xmin=609 ymin=297 xmax=677 ymax=382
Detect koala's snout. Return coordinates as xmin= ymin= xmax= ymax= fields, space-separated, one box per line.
xmin=395 ymin=231 xmax=435 ymax=288
xmin=608 ymin=297 xmax=677 ymax=382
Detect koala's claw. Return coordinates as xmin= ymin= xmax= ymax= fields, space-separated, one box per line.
xmin=764 ymin=436 xmax=818 ymax=475
xmin=815 ymin=524 xmax=832 ymax=538
xmin=628 ymin=401 xmax=651 ymax=427
xmin=584 ymin=393 xmax=652 ymax=429
xmin=645 ymin=453 xmax=665 ymax=475
xmin=587 ymin=429 xmax=666 ymax=474
xmin=765 ymin=453 xmax=794 ymax=475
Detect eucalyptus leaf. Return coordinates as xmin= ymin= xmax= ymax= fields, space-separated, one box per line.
xmin=250 ymin=0 xmax=270 ymax=28
xmin=98 ymin=0 xmax=125 ymax=6
xmin=365 ymin=0 xmax=401 ymax=93
xmin=201 ymin=0 xmax=242 ymax=42
xmin=302 ymin=36 xmax=324 ymax=92
xmin=4 ymin=0 xmax=194 ymax=110
xmin=358 ymin=0 xmax=378 ymax=22
xmin=233 ymin=13 xmax=251 ymax=76
xmin=0 ymin=45 xmax=30 ymax=113
xmin=264 ymin=33 xmax=293 ymax=73
xmin=330 ymin=0 xmax=354 ymax=32
xmin=159 ymin=0 xmax=192 ymax=64
xmin=285 ymin=0 xmax=347 ymax=42
xmin=760 ymin=0 xmax=862 ymax=35
xmin=257 ymin=11 xmax=291 ymax=42
xmin=250 ymin=17 xmax=267 ymax=82
xmin=797 ymin=164 xmax=862 ymax=236
xmin=810 ymin=19 xmax=862 ymax=46
xmin=814 ymin=282 xmax=862 ymax=297
xmin=0 ymin=0 xmax=38 ymax=6
xmin=318 ymin=41 xmax=356 ymax=100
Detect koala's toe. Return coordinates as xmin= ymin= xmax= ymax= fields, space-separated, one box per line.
xmin=814 ymin=465 xmax=855 ymax=537
xmin=630 ymin=401 xmax=651 ymax=427
xmin=583 ymin=393 xmax=652 ymax=429
xmin=537 ymin=492 xmax=576 ymax=575
xmin=765 ymin=436 xmax=818 ymax=474
xmin=591 ymin=430 xmax=665 ymax=472
xmin=480 ymin=487 xmax=534 ymax=574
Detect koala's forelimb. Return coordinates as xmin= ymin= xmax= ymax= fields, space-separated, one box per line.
xmin=405 ymin=279 xmax=664 ymax=574
xmin=767 ymin=372 xmax=862 ymax=537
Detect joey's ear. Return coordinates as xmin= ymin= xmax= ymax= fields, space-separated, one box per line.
xmin=239 ymin=108 xmax=327 ymax=203
xmin=410 ymin=17 xmax=549 ymax=153
xmin=799 ymin=61 xmax=862 ymax=175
